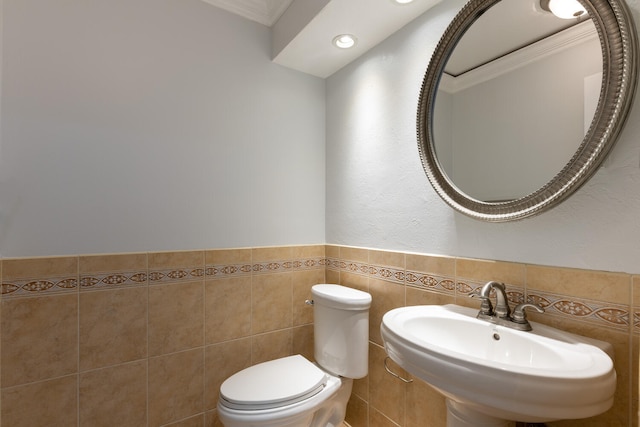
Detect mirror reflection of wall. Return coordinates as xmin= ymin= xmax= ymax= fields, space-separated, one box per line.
xmin=433 ymin=1 xmax=602 ymax=202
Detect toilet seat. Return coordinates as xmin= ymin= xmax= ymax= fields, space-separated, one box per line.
xmin=220 ymin=355 xmax=328 ymax=410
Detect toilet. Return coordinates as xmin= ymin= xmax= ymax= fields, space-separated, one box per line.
xmin=217 ymin=284 xmax=372 ymax=427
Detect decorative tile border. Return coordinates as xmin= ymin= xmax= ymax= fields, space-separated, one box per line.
xmin=326 ymin=257 xmax=405 ymax=285
xmin=0 ymin=249 xmax=633 ymax=332
xmin=148 ymin=267 xmax=205 ymax=285
xmin=528 ymin=291 xmax=630 ymax=331
xmin=205 ymin=263 xmax=254 ymax=278
xmin=206 ymin=257 xmax=326 ymax=279
xmin=80 ymin=271 xmax=147 ymax=291
xmin=329 ymin=256 xmax=630 ymax=332
xmin=406 ymin=271 xmax=455 ymax=295
xmin=1 ymin=254 xmax=327 ymax=296
xmin=2 ymin=276 xmax=78 ymax=297
xmin=326 ymin=258 xmax=346 ymax=271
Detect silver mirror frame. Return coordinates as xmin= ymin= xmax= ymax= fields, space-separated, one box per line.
xmin=417 ymin=0 xmax=638 ymax=222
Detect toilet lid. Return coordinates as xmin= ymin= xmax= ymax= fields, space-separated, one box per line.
xmin=220 ymin=355 xmax=328 ymax=410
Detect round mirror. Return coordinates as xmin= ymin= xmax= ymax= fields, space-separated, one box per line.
xmin=417 ymin=0 xmax=638 ymax=221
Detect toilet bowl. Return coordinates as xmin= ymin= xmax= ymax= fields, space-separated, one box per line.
xmin=217 ymin=284 xmax=372 ymax=427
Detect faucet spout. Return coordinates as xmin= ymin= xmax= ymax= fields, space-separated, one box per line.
xmin=480 ymin=281 xmax=510 ymax=319
xmin=471 ymin=281 xmax=545 ymax=331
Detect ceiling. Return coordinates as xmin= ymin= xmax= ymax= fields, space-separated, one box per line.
xmin=200 ymin=0 xmax=294 ymax=27
xmin=201 ymin=0 xmax=588 ymax=79
xmin=201 ymin=0 xmax=444 ymax=78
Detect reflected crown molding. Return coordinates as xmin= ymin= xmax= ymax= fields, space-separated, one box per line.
xmin=439 ymin=20 xmax=598 ymax=94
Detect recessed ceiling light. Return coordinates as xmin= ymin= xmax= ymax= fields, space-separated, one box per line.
xmin=332 ymin=34 xmax=357 ymax=49
xmin=394 ymin=0 xmax=415 ymax=4
xmin=540 ymin=0 xmax=587 ymax=19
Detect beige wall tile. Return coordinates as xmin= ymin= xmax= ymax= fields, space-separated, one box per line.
xmin=80 ymin=287 xmax=148 ymax=371
xmin=527 ymin=265 xmax=631 ymax=305
xmin=149 ymin=251 xmax=204 ymax=270
xmin=149 ymin=281 xmax=204 ymax=356
xmin=251 ymin=273 xmax=292 ymax=334
xmin=79 ymin=253 xmax=147 ymax=275
xmin=206 ymin=409 xmax=224 ymax=427
xmin=292 ymin=244 xmax=325 ymax=259
xmin=370 ymin=407 xmax=399 ymax=427
xmin=340 ymin=271 xmax=369 ymax=294
xmin=369 ymin=343 xmax=405 ymax=426
xmin=204 ymin=338 xmax=251 ymax=410
xmin=369 ymin=279 xmax=404 ymax=346
xmin=2 ymin=375 xmax=77 ymax=427
xmin=326 ymin=268 xmax=340 ymax=284
xmin=252 ymin=329 xmax=292 ymax=365
xmin=2 ymin=294 xmax=78 ymax=387
xmin=406 ymin=287 xmax=455 ymax=307
xmin=345 ymin=394 xmax=368 ymax=427
xmin=352 ymin=373 xmax=369 ymax=406
xmin=341 ymin=247 xmax=370 ymax=263
xmin=369 ymin=249 xmax=405 ymax=270
xmin=252 ymin=246 xmax=294 ymax=262
xmin=205 ymin=276 xmax=251 ymax=344
xmin=2 ymin=244 xmax=638 ymax=427
xmin=456 ymin=258 xmax=525 ymax=286
xmin=205 ymin=248 xmax=251 ymax=266
xmin=165 ymin=414 xmax=205 ymax=427
xmin=79 ymin=361 xmax=147 ymax=427
xmin=406 ymin=253 xmax=455 ymax=277
xmin=292 ymin=269 xmax=324 ymax=326
xmin=635 ymin=276 xmax=640 ymax=336
xmin=633 ymin=275 xmax=640 ymax=307
xmin=326 ymin=245 xmax=341 ymax=259
xmin=292 ymin=324 xmax=314 ymax=361
xmin=340 ymin=246 xmax=369 ymax=264
xmin=149 ymin=349 xmax=204 ymax=427
xmin=405 ymin=378 xmax=446 ymax=427
xmin=2 ymin=256 xmax=77 ymax=280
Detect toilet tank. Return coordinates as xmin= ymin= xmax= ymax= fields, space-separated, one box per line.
xmin=312 ymin=284 xmax=372 ymax=379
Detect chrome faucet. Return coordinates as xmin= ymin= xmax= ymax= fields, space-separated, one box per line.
xmin=470 ymin=281 xmax=544 ymax=331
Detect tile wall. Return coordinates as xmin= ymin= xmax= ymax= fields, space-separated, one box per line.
xmin=0 ymin=246 xmax=324 ymax=427
xmin=326 ymin=245 xmax=639 ymax=427
xmin=0 ymin=244 xmax=637 ymax=426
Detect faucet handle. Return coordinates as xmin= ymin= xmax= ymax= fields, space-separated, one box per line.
xmin=469 ymin=291 xmax=494 ymax=317
xmin=511 ymin=303 xmax=545 ymax=329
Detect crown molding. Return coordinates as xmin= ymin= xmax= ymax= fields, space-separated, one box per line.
xmin=439 ymin=20 xmax=598 ymax=94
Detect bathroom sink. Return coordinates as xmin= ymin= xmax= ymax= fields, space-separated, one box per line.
xmin=381 ymin=304 xmax=616 ymax=424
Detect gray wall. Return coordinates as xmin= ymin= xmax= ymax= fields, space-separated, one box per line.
xmin=0 ymin=0 xmax=326 ymax=257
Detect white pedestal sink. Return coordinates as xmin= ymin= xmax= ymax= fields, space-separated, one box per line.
xmin=380 ymin=304 xmax=616 ymax=427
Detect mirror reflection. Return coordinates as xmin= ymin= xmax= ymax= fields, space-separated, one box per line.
xmin=432 ymin=0 xmax=601 ymax=202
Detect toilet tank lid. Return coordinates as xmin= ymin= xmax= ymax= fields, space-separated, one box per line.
xmin=312 ymin=284 xmax=372 ymax=310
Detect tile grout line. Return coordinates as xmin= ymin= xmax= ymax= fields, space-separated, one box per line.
xmin=145 ymin=252 xmax=150 ymax=427
xmin=76 ymin=256 xmax=80 ymax=427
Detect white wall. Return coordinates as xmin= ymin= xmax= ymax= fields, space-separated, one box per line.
xmin=326 ymin=0 xmax=640 ymax=274
xmin=0 ymin=0 xmax=326 ymax=257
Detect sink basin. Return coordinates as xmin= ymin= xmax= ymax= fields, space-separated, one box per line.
xmin=381 ymin=304 xmax=616 ymax=425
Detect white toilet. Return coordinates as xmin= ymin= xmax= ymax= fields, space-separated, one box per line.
xmin=217 ymin=284 xmax=372 ymax=427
